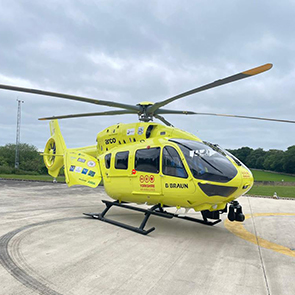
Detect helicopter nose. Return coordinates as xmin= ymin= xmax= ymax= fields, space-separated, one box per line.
xmin=240 ymin=169 xmax=254 ymax=192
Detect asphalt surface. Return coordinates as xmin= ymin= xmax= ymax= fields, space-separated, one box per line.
xmin=0 ymin=179 xmax=294 ymax=295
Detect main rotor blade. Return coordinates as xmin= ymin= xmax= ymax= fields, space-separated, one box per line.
xmin=156 ymin=109 xmax=295 ymax=124
xmin=193 ymin=112 xmax=295 ymax=124
xmin=155 ymin=109 xmax=197 ymax=115
xmin=154 ymin=114 xmax=174 ymax=126
xmin=0 ymin=84 xmax=139 ymax=111
xmin=149 ymin=63 xmax=273 ymax=113
xmin=38 ymin=109 xmax=138 ymax=120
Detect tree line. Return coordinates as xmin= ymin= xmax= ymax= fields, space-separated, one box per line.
xmin=0 ymin=143 xmax=47 ymax=175
xmin=1 ymin=143 xmax=295 ymax=175
xmin=228 ymin=145 xmax=295 ymax=174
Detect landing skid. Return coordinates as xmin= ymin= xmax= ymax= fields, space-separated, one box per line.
xmin=84 ymin=200 xmax=222 ymax=235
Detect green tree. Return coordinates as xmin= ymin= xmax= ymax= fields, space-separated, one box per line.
xmin=263 ymin=149 xmax=284 ymax=172
xmin=0 ymin=143 xmax=46 ymax=174
xmin=228 ymin=147 xmax=253 ymax=166
xmin=0 ymin=155 xmax=8 ymax=166
xmin=283 ymin=145 xmax=295 ymax=174
xmin=244 ymin=148 xmax=266 ymax=169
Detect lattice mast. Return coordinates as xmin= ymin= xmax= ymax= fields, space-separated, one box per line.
xmin=15 ymin=99 xmax=24 ymax=169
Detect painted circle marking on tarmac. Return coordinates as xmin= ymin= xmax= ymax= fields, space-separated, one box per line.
xmin=224 ymin=213 xmax=295 ymax=258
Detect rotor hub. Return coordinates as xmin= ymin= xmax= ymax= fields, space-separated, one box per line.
xmin=137 ymin=104 xmax=154 ymax=122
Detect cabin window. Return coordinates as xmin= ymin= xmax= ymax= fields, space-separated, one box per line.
xmin=135 ymin=147 xmax=160 ymax=173
xmin=115 ymin=151 xmax=129 ymax=170
xmin=162 ymin=146 xmax=188 ymax=178
xmin=105 ymin=153 xmax=111 ymax=169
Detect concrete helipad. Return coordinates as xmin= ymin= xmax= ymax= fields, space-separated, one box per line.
xmin=0 ymin=180 xmax=294 ymax=295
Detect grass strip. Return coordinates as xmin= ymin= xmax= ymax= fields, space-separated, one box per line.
xmin=0 ymin=174 xmax=65 ymax=183
xmin=248 ymin=184 xmax=295 ymax=198
xmin=251 ymin=170 xmax=295 ymax=182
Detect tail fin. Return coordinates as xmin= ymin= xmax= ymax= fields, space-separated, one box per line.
xmin=43 ymin=120 xmax=67 ymax=178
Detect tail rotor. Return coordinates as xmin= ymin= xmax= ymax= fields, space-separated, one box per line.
xmin=42 ymin=120 xmax=67 ymax=178
xmin=44 ymin=138 xmax=57 ymax=168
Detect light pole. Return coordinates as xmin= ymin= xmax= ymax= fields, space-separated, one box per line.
xmin=15 ymin=99 xmax=24 ymax=169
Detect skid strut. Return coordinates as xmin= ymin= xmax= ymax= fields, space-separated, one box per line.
xmin=84 ymin=200 xmax=222 ymax=235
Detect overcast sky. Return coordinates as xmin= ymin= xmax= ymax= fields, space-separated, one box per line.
xmin=1 ymin=0 xmax=295 ymax=151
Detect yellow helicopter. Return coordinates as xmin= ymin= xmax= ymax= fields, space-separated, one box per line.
xmin=1 ymin=63 xmax=295 ymax=235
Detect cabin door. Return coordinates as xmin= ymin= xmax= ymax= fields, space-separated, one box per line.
xmin=161 ymin=146 xmax=196 ymax=207
xmin=132 ymin=147 xmax=163 ymax=203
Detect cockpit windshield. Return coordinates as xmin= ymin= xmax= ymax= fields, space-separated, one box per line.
xmin=170 ymin=139 xmax=237 ymax=183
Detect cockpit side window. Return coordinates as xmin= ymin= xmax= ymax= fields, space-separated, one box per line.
xmin=162 ymin=146 xmax=188 ymax=178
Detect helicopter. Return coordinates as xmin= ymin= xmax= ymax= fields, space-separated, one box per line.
xmin=1 ymin=63 xmax=295 ymax=235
